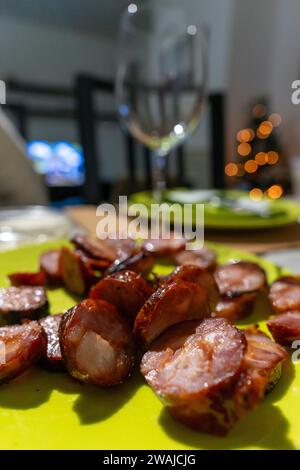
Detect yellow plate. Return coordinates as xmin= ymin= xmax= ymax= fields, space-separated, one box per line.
xmin=0 ymin=241 xmax=299 ymax=450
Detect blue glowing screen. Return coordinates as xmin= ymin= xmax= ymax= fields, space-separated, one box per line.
xmin=27 ymin=141 xmax=85 ymax=187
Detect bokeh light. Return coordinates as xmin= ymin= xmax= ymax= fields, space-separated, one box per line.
xmin=257 ymin=121 xmax=273 ymax=139
xmin=244 ymin=159 xmax=258 ymax=173
xmin=255 ymin=152 xmax=267 ymax=165
xmin=237 ymin=142 xmax=251 ymax=156
xmin=267 ymin=151 xmax=279 ymax=165
xmin=236 ymin=128 xmax=255 ymax=143
xmin=269 ymin=113 xmax=282 ymax=127
xmin=249 ymin=188 xmax=263 ymax=201
xmin=225 ymin=162 xmax=238 ymax=177
xmin=267 ymin=184 xmax=283 ymax=199
xmin=252 ymin=104 xmax=266 ymax=118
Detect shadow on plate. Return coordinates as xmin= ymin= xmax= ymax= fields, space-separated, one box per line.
xmin=72 ymin=372 xmax=142 ymax=425
xmin=0 ymin=367 xmax=143 ymax=426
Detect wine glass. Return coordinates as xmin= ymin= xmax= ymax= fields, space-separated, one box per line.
xmin=115 ymin=2 xmax=207 ymax=201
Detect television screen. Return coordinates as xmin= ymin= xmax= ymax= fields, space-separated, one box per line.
xmin=27 ymin=141 xmax=85 ymax=187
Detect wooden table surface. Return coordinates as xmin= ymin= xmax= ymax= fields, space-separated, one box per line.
xmin=67 ymin=205 xmax=300 ymax=255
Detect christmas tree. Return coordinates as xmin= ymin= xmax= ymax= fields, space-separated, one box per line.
xmin=225 ymin=97 xmax=290 ymax=200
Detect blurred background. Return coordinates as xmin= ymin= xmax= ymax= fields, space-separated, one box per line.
xmin=0 ymin=0 xmax=299 ymax=207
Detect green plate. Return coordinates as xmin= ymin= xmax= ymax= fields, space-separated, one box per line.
xmin=130 ymin=190 xmax=300 ymax=229
xmin=0 ymin=241 xmax=299 ymax=450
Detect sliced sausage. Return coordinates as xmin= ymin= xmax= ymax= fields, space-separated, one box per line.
xmin=134 ymin=279 xmax=210 ymax=348
xmin=214 ymin=261 xmax=266 ymax=298
xmin=269 ymin=276 xmax=300 ymax=313
xmin=59 ymin=299 xmax=136 ymax=386
xmin=233 ymin=326 xmax=288 ymax=415
xmin=8 ymin=271 xmax=46 ymax=287
xmin=213 ymin=293 xmax=257 ymax=323
xmin=142 ymin=238 xmax=186 ymax=257
xmin=0 ymin=321 xmax=47 ymax=384
xmin=71 ymin=234 xmax=116 ymax=262
xmin=89 ymin=271 xmax=153 ymax=323
xmin=267 ymin=311 xmax=300 ymax=346
xmin=75 ymin=249 xmax=110 ymax=272
xmin=39 ymin=314 xmax=65 ymax=372
xmin=0 ymin=287 xmax=49 ymax=324
xmin=60 ymin=247 xmax=95 ymax=296
xmin=106 ymin=250 xmax=155 ymax=277
xmin=141 ymin=318 xmax=247 ymax=435
xmin=173 ymin=247 xmax=217 ymax=272
xmin=40 ymin=249 xmax=63 ymax=285
xmin=166 ymin=265 xmax=219 ymax=311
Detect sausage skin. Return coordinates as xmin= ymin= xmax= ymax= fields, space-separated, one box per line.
xmin=173 ymin=247 xmax=217 ymax=272
xmin=89 ymin=270 xmax=153 ymax=323
xmin=0 ymin=321 xmax=47 ymax=384
xmin=267 ymin=311 xmax=300 ymax=346
xmin=166 ymin=265 xmax=219 ymax=311
xmin=269 ymin=277 xmax=300 ymax=313
xmin=214 ymin=261 xmax=266 ymax=298
xmin=8 ymin=271 xmax=46 ymax=287
xmin=134 ymin=279 xmax=210 ymax=348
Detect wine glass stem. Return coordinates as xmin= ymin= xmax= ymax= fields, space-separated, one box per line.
xmin=152 ymin=152 xmax=167 ymax=202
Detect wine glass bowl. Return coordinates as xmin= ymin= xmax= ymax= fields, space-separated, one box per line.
xmin=115 ymin=2 xmax=207 ymax=199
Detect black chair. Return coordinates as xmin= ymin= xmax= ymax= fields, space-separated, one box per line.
xmin=75 ymin=73 xmax=226 ymax=204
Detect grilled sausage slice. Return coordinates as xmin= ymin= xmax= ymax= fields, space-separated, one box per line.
xmin=173 ymin=247 xmax=217 ymax=272
xmin=39 ymin=314 xmax=65 ymax=372
xmin=8 ymin=271 xmax=46 ymax=287
xmin=141 ymin=318 xmax=247 ymax=435
xmin=141 ymin=320 xmax=287 ymax=435
xmin=0 ymin=287 xmax=48 ymax=324
xmin=40 ymin=249 xmax=63 ymax=286
xmin=142 ymin=238 xmax=186 ymax=257
xmin=213 ymin=293 xmax=257 ymax=323
xmin=60 ymin=247 xmax=95 ymax=296
xmin=134 ymin=279 xmax=210 ymax=348
xmin=89 ymin=271 xmax=153 ymax=323
xmin=267 ymin=311 xmax=300 ymax=346
xmin=234 ymin=326 xmax=288 ymax=413
xmin=59 ymin=299 xmax=136 ymax=386
xmin=0 ymin=321 xmax=47 ymax=384
xmin=166 ymin=265 xmax=219 ymax=311
xmin=106 ymin=250 xmax=155 ymax=277
xmin=214 ymin=261 xmax=266 ymax=298
xmin=269 ymin=277 xmax=300 ymax=313
xmin=71 ymin=234 xmax=116 ymax=262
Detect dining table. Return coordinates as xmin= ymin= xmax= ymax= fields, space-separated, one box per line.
xmin=66 ymin=204 xmax=300 ymax=274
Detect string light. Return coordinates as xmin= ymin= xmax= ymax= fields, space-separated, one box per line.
xmin=225 ymin=162 xmax=238 ymax=177
xmin=236 ymin=128 xmax=255 ymax=143
xmin=257 ymin=120 xmax=273 ymax=139
xmin=244 ymin=159 xmax=258 ymax=173
xmin=269 ymin=113 xmax=282 ymax=127
xmin=252 ymin=104 xmax=266 ymax=118
xmin=255 ymin=152 xmax=267 ymax=165
xmin=267 ymin=151 xmax=279 ymax=165
xmin=249 ymin=188 xmax=263 ymax=201
xmin=267 ymin=185 xmax=283 ymax=199
xmin=237 ymin=142 xmax=251 ymax=156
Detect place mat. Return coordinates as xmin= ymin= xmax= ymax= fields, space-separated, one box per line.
xmin=67 ymin=206 xmax=300 ymax=254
